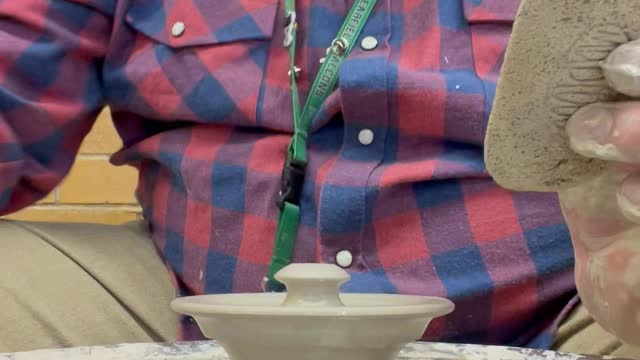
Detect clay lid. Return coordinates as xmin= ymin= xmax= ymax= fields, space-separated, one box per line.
xmin=274 ymin=263 xmax=349 ymax=307
xmin=171 ymin=263 xmax=454 ymax=317
xmin=170 ymin=263 xmax=455 ymax=360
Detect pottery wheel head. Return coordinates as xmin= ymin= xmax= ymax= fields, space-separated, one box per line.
xmin=484 ymin=0 xmax=640 ymax=192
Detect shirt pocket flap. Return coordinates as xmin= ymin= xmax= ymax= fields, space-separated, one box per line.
xmin=124 ymin=0 xmax=279 ymax=48
xmin=463 ymin=0 xmax=521 ymax=23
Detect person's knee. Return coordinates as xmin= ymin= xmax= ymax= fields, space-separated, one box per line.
xmin=0 ymin=220 xmax=178 ymax=352
xmin=612 ymin=344 xmax=640 ymax=358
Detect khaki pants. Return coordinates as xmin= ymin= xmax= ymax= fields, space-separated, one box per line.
xmin=0 ymin=220 xmax=637 ymax=358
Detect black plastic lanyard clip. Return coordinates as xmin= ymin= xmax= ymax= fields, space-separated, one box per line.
xmin=276 ymin=158 xmax=306 ymax=209
xmin=261 ymin=276 xmax=286 ymax=293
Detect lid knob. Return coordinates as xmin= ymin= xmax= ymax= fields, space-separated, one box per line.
xmin=275 ymin=263 xmax=350 ymax=307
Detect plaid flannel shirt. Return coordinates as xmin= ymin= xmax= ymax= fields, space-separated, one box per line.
xmin=0 ymin=0 xmax=578 ymax=348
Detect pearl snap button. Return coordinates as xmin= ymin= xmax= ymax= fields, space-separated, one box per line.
xmin=336 ymin=250 xmax=353 ymax=268
xmin=288 ymin=66 xmax=302 ymax=79
xmin=360 ymin=36 xmax=378 ymax=50
xmin=171 ymin=22 xmax=186 ymax=37
xmin=358 ymin=129 xmax=374 ymax=146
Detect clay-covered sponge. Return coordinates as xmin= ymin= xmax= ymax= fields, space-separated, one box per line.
xmin=484 ymin=0 xmax=640 ymax=192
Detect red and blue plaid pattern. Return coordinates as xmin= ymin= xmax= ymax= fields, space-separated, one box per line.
xmin=0 ymin=0 xmax=577 ymax=348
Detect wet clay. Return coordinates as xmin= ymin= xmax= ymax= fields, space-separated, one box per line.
xmin=484 ymin=0 xmax=640 ymax=192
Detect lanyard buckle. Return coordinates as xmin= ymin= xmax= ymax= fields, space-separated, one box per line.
xmin=276 ymin=158 xmax=306 ymax=209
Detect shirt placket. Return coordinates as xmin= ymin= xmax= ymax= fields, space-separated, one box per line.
xmin=317 ymin=0 xmax=391 ymax=271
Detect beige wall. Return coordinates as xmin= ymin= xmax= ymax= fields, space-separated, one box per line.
xmin=2 ymin=108 xmax=141 ymax=224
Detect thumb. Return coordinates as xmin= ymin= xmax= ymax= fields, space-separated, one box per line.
xmin=567 ymin=102 xmax=640 ymax=163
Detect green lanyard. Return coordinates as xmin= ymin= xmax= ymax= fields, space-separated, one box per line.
xmin=264 ymin=0 xmax=377 ymax=291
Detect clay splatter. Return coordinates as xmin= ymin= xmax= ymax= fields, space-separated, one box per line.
xmin=0 ymin=341 xmax=630 ymax=360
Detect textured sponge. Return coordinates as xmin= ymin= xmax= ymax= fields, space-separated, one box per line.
xmin=484 ymin=0 xmax=640 ymax=192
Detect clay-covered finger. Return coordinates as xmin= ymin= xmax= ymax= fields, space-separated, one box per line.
xmin=567 ymin=102 xmax=640 ymax=162
xmin=618 ymin=173 xmax=640 ymax=224
xmin=601 ymin=39 xmax=640 ymax=97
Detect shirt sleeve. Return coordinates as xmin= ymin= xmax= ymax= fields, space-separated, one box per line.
xmin=0 ymin=0 xmax=113 ymax=214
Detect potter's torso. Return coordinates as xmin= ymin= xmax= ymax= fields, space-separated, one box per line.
xmin=99 ymin=0 xmax=576 ymax=347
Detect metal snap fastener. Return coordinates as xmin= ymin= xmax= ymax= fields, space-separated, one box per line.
xmin=331 ymin=38 xmax=349 ymax=56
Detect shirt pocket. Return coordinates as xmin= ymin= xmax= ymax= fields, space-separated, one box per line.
xmin=463 ymin=0 xmax=520 ymax=81
xmin=121 ymin=0 xmax=279 ymax=125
